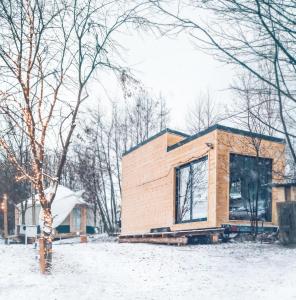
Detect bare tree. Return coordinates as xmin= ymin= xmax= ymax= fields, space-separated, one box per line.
xmin=150 ymin=0 xmax=296 ymax=163
xmin=223 ymin=68 xmax=285 ymax=236
xmin=186 ymin=90 xmax=221 ymax=133
xmin=0 ymin=158 xmax=31 ymax=234
xmin=72 ymin=84 xmax=170 ymax=234
xmin=0 ymin=115 xmax=32 ymax=231
xmin=230 ymin=67 xmax=280 ymax=136
xmin=0 ymin=0 xmax=149 ymax=272
xmin=121 ymin=72 xmax=170 ymax=146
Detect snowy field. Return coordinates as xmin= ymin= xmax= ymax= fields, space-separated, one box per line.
xmin=1 ymin=238 xmax=296 ymax=300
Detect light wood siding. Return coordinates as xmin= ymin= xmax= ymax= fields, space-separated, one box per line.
xmin=121 ymin=129 xmax=285 ymax=235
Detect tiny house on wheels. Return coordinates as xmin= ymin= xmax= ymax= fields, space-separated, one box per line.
xmin=15 ymin=185 xmax=96 ymax=237
xmin=120 ymin=124 xmax=286 ymax=244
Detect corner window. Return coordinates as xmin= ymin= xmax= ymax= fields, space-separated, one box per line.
xmin=176 ymin=157 xmax=208 ymax=223
xmin=229 ymin=154 xmax=272 ymax=221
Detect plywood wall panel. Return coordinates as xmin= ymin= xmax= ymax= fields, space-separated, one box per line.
xmin=121 ymin=128 xmax=285 ymax=235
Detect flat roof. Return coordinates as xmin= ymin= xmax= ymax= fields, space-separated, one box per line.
xmin=123 ymin=124 xmax=285 ymax=156
xmin=168 ymin=124 xmax=285 ymax=152
xmin=122 ymin=128 xmax=189 ymax=156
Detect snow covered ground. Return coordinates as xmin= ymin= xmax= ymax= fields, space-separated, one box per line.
xmin=1 ymin=238 xmax=296 ymax=300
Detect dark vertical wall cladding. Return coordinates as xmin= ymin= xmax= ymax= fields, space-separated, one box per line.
xmin=277 ymin=202 xmax=296 ymax=244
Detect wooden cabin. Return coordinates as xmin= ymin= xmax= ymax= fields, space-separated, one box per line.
xmin=120 ymin=124 xmax=286 ymax=242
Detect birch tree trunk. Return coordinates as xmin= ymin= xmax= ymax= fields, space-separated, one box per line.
xmin=0 ymin=0 xmax=152 ymax=272
xmin=40 ymin=205 xmax=53 ymax=273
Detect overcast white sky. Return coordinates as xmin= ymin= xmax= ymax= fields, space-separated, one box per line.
xmin=90 ymin=31 xmax=236 ymax=132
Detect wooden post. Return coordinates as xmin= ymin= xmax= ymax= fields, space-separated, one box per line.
xmin=80 ymin=234 xmax=88 ymax=243
xmin=14 ymin=207 xmax=19 ymax=235
xmin=3 ymin=194 xmax=8 ymax=244
xmin=210 ymin=233 xmax=219 ymax=244
xmin=80 ymin=206 xmax=87 ymax=234
xmin=39 ymin=237 xmax=46 ymax=274
xmin=80 ymin=206 xmax=87 ymax=244
xmin=32 ymin=185 xmax=36 ymax=225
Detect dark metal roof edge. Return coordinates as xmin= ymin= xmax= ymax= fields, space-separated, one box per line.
xmin=167 ymin=124 xmax=286 ymax=152
xmin=216 ymin=124 xmax=286 ymax=144
xmin=167 ymin=128 xmax=189 ymax=138
xmin=269 ymin=182 xmax=296 ymax=187
xmin=122 ymin=128 xmax=189 ymax=157
xmin=167 ymin=125 xmax=218 ymax=151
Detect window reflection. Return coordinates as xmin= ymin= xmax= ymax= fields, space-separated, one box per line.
xmin=176 ymin=157 xmax=208 ymax=223
xmin=229 ymin=154 xmax=272 ymax=221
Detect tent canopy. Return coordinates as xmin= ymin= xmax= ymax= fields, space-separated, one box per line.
xmin=19 ymin=185 xmax=86 ymax=228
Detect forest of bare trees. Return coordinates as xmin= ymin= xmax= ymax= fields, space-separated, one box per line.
xmin=72 ymin=81 xmax=169 ymax=234
xmin=0 ymin=78 xmax=169 ymax=233
xmin=0 ymin=0 xmax=153 ymax=271
xmin=0 ymin=0 xmax=295 ymax=273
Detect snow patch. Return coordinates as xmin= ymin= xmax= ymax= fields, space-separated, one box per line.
xmin=0 ymin=241 xmax=296 ymax=299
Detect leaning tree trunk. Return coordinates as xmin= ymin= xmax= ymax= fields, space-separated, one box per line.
xmin=40 ymin=202 xmax=53 ymax=274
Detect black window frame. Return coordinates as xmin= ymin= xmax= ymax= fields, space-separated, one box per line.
xmin=175 ymin=156 xmax=208 ymax=224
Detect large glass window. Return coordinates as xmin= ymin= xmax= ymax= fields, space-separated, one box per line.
xmin=176 ymin=157 xmax=208 ymax=223
xmin=229 ymin=154 xmax=272 ymax=221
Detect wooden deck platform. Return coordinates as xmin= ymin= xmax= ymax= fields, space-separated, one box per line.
xmin=7 ymin=232 xmax=83 ymax=244
xmin=221 ymin=224 xmax=278 ymax=233
xmin=54 ymin=232 xmax=80 ymax=240
xmin=119 ymin=227 xmax=225 ymax=245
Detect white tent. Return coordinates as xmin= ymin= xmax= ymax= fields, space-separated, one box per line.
xmin=16 ymin=185 xmax=95 ymax=234
xmin=38 ymin=185 xmax=85 ymax=229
